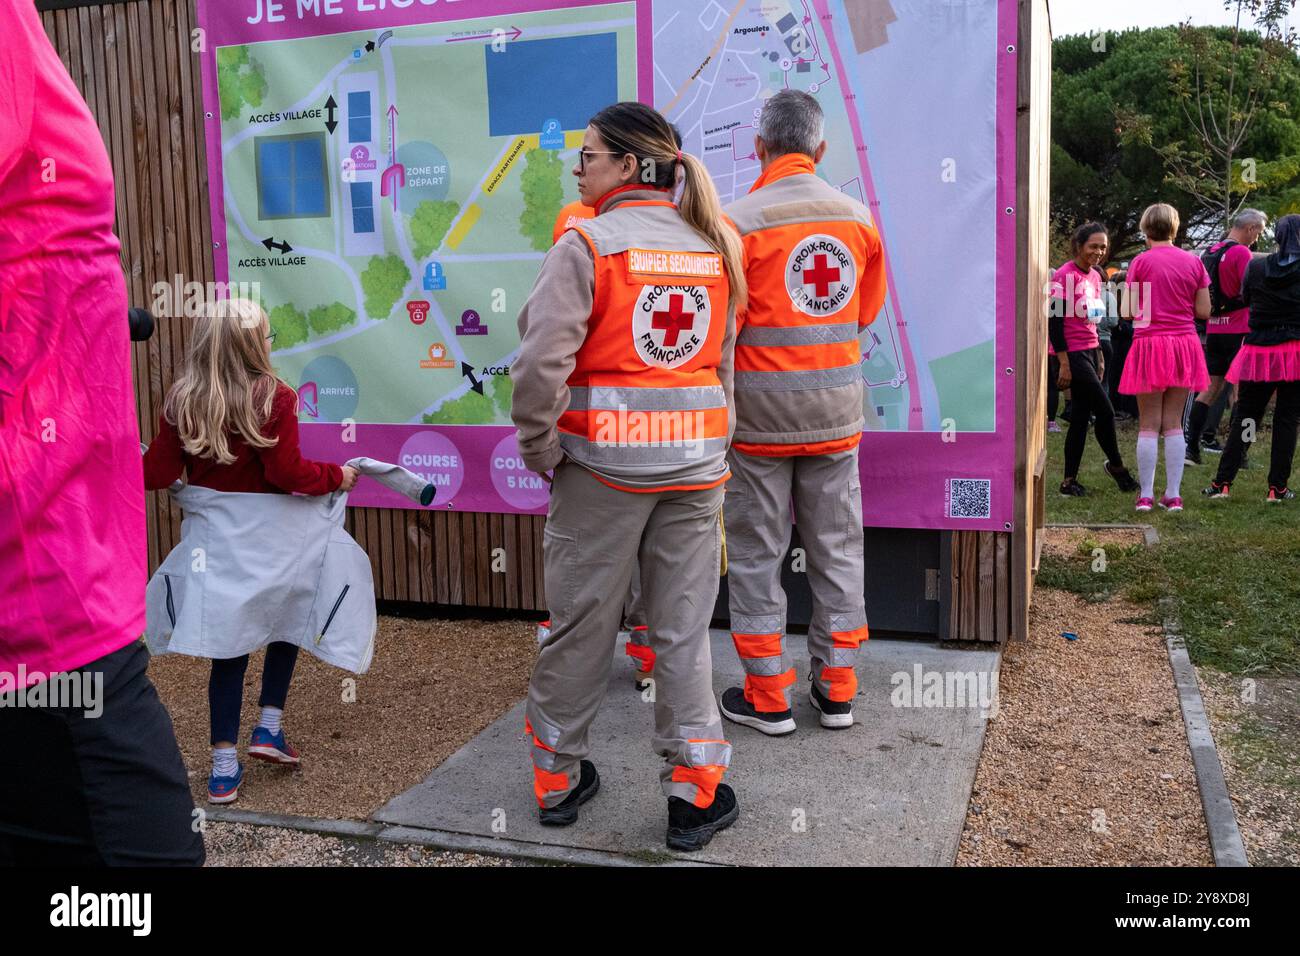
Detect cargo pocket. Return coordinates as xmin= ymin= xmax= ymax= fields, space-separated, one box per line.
xmin=844 ymin=466 xmax=865 ymax=558
xmin=541 ymin=523 xmax=579 ymax=625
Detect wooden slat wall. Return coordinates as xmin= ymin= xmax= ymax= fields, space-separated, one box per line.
xmin=1012 ymin=0 xmax=1051 ymax=641
xmin=41 ymin=0 xmax=1042 ymax=636
xmin=947 ymin=530 xmax=1012 ymax=643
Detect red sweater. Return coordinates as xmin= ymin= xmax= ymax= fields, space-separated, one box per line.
xmin=143 ymin=383 xmax=342 ymax=495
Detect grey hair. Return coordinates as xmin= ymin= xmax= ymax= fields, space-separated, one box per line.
xmin=758 ymin=90 xmax=824 ymax=158
xmin=1234 ymin=208 xmax=1268 ymax=230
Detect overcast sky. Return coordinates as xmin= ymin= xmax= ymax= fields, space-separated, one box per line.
xmin=1048 ymin=0 xmax=1300 ymax=37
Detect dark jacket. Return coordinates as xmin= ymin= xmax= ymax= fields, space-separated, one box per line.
xmin=1242 ymin=254 xmax=1300 ymax=345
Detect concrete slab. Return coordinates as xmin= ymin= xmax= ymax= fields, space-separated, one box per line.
xmin=374 ymin=631 xmax=1000 ymax=866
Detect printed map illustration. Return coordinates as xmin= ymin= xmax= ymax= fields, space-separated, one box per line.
xmin=212 ymin=0 xmax=996 ymax=440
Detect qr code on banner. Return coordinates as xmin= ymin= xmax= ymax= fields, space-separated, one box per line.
xmin=946 ymin=478 xmax=991 ymax=519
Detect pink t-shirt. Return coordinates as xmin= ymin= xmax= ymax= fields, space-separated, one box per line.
xmin=1126 ymin=245 xmax=1210 ymax=338
xmin=1206 ymin=240 xmax=1252 ymax=335
xmin=0 ymin=3 xmax=145 ymax=688
xmin=1049 ymin=261 xmax=1103 ymax=352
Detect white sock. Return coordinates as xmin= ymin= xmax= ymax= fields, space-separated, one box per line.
xmin=1163 ymin=431 xmax=1186 ymax=499
xmin=1137 ymin=432 xmax=1159 ymax=499
xmin=212 ymin=745 xmax=239 ymax=778
xmin=258 ymin=705 xmax=283 ymax=736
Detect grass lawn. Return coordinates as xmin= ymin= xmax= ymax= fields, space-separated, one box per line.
xmin=1040 ymin=419 xmax=1300 ymax=677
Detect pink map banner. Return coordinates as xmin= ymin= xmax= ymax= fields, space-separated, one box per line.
xmin=196 ymin=0 xmax=1017 ymax=530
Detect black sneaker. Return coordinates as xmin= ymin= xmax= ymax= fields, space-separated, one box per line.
xmin=809 ymin=681 xmax=854 ymax=729
xmin=666 ymin=783 xmax=739 ymax=852
xmin=538 ymin=760 xmax=600 ymax=827
xmin=1184 ymin=440 xmax=1202 ymax=466
xmin=1202 ymin=438 xmax=1225 ymax=453
xmin=1059 ymin=478 xmax=1087 ymax=497
xmin=1267 ymin=486 xmax=1295 ymax=503
xmin=1202 ymin=480 xmax=1230 ymax=499
xmin=719 ymin=686 xmax=796 ymax=736
xmin=1104 ymin=461 xmax=1140 ymax=493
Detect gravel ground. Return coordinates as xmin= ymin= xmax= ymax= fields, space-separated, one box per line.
xmin=957 ymin=528 xmax=1213 ymax=866
xmin=149 ymin=615 xmax=538 ymax=819
xmin=1199 ymin=670 xmax=1300 ymax=867
xmin=201 ymin=821 xmax=518 ymax=866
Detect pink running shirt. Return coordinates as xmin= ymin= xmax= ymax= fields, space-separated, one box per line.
xmin=0 ymin=3 xmax=145 ymax=689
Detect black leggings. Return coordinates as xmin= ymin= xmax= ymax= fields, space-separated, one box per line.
xmin=0 ymin=642 xmax=204 ymax=866
xmin=1048 ymin=354 xmax=1060 ymax=421
xmin=1063 ymin=348 xmax=1122 ymax=479
xmin=209 ymin=641 xmax=299 ymax=745
xmin=1214 ymin=379 xmax=1300 ymax=489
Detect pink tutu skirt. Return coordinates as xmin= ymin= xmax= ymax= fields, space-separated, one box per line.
xmin=1119 ymin=332 xmax=1209 ymax=394
xmin=1226 ymin=339 xmax=1300 ymax=384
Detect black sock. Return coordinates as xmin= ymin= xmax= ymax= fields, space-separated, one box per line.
xmin=1186 ymin=401 xmax=1210 ymax=446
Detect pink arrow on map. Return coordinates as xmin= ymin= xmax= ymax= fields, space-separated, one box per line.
xmin=381 ymin=104 xmax=404 ymax=210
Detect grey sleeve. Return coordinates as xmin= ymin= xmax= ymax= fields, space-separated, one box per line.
xmin=718 ymin=302 xmax=737 ymax=443
xmin=510 ymin=232 xmax=595 ymax=473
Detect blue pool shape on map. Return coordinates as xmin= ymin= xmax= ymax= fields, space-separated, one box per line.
xmin=257 ymin=133 xmax=329 ymax=219
xmin=485 ymin=34 xmax=619 ymax=136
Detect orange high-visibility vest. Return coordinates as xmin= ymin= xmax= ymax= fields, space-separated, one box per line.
xmin=724 ymin=153 xmax=887 ymax=457
xmin=553 ymin=200 xmax=596 ymax=245
xmin=559 ymin=190 xmax=734 ymax=493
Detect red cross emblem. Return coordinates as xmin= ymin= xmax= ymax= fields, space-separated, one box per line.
xmin=802 ymin=254 xmax=841 ymax=298
xmin=651 ymin=294 xmax=695 ymax=347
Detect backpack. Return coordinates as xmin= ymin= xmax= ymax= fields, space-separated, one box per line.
xmin=1202 ymin=240 xmax=1249 ymax=317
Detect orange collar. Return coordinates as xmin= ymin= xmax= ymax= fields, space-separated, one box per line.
xmin=749 ymin=153 xmax=817 ymax=193
xmin=594 ymin=184 xmax=673 ymax=215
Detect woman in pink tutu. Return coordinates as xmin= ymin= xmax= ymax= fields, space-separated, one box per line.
xmin=1120 ymin=203 xmax=1211 ymax=512
xmin=1204 ymin=213 xmax=1300 ymax=502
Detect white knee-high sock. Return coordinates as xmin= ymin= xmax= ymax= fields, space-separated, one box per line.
xmin=1137 ymin=432 xmax=1159 ymax=499
xmin=1163 ymin=430 xmax=1186 ymax=499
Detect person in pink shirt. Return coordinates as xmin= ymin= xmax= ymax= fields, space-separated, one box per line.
xmin=1048 ymin=223 xmax=1138 ymax=497
xmin=1184 ymin=209 xmax=1267 ymax=464
xmin=0 ymin=2 xmax=202 ymax=865
xmin=1120 ymin=203 xmax=1212 ymax=512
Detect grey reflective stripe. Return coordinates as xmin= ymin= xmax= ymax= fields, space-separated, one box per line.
xmin=734 ymin=364 xmax=861 ymax=391
xmin=560 ymin=433 xmax=728 ymax=463
xmin=827 ymin=646 xmax=859 ymax=667
xmin=729 ymin=612 xmax=784 ymax=635
xmin=685 ymin=740 xmax=732 ymax=768
xmin=827 ymin=609 xmax=869 ymax=632
xmin=589 ymin=385 xmax=725 ymax=412
xmin=529 ymin=746 xmax=560 ymax=772
xmin=528 ymin=712 xmax=563 ymax=750
xmin=737 ymin=322 xmax=858 ymax=347
xmin=741 ymin=655 xmax=792 ymax=677
xmin=567 ymin=387 xmax=589 ymax=412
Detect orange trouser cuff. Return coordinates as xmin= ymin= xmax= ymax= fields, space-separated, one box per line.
xmin=820 ymin=666 xmax=858 ymax=702
xmin=624 ymin=641 xmax=655 ymax=672
xmin=533 ymin=766 xmax=569 ymax=806
xmin=821 ymin=624 xmax=868 ymax=702
xmin=671 ymin=764 xmax=726 ymax=808
xmin=743 ymin=669 xmax=797 ymax=712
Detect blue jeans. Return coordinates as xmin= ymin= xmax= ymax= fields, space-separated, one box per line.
xmin=208 ymin=642 xmax=299 ymax=745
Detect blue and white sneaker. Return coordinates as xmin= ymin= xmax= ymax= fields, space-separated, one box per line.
xmin=208 ymin=762 xmax=244 ymax=804
xmin=248 ymin=726 xmax=301 ymax=766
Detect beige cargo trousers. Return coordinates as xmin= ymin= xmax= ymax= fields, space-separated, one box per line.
xmin=525 ymin=461 xmax=732 ymax=809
